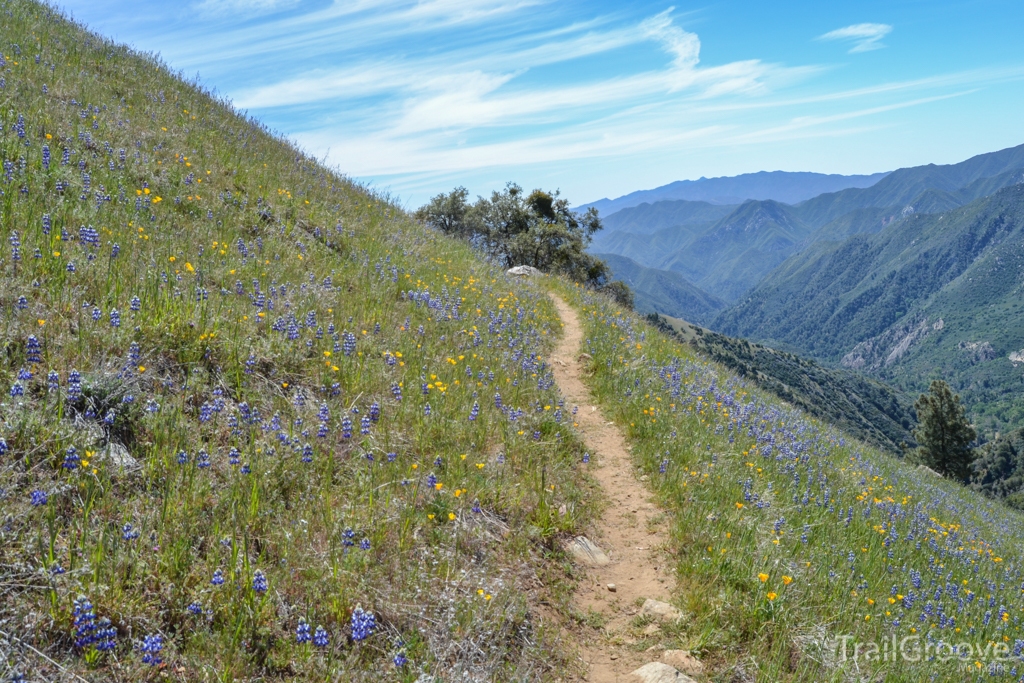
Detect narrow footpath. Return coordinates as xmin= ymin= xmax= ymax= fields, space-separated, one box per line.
xmin=548 ymin=295 xmax=698 ymax=683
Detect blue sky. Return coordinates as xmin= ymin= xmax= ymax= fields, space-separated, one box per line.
xmin=60 ymin=0 xmax=1024 ymax=207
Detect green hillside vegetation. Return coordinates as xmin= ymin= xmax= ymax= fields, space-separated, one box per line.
xmin=595 ymin=252 xmax=726 ymax=324
xmin=715 ymin=184 xmax=1024 ymax=438
xmin=0 ymin=3 xmax=599 ymax=679
xmin=972 ymin=428 xmax=1024 ymax=507
xmin=644 ymin=314 xmax=916 ymax=452
xmin=548 ymin=278 xmax=1024 ymax=681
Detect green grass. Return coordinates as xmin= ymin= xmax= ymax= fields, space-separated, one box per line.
xmin=551 ymin=278 xmax=1024 ymax=681
xmin=0 ymin=2 xmax=600 ymax=680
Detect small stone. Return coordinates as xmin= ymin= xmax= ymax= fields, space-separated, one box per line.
xmin=607 ymin=583 xmax=617 ymax=592
xmin=610 ymin=654 xmax=619 ymax=661
xmin=577 ymin=352 xmax=593 ymax=363
xmin=640 ymin=599 xmax=682 ymax=623
xmin=567 ymin=536 xmax=611 ymax=566
xmin=629 ymin=662 xmax=696 ymax=683
xmin=662 ymin=650 xmax=704 ymax=676
xmin=642 ymin=623 xmax=661 ymax=636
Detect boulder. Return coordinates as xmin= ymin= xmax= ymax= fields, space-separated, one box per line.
xmin=102 ymin=442 xmax=139 ymax=470
xmin=506 ymin=265 xmax=542 ymax=277
xmin=640 ymin=598 xmax=682 ymax=622
xmin=629 ymin=662 xmax=696 ymax=683
xmin=566 ymin=536 xmax=610 ymax=566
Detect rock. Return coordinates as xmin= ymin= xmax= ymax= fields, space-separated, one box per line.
xmin=577 ymin=352 xmax=593 ymax=363
xmin=640 ymin=599 xmax=682 ymax=623
xmin=567 ymin=536 xmax=610 ymax=566
xmin=506 ymin=265 xmax=542 ymax=277
xmin=642 ymin=623 xmax=662 ymax=636
xmin=662 ymin=650 xmax=704 ymax=676
xmin=916 ymin=465 xmax=942 ymax=478
xmin=102 ymin=442 xmax=138 ymax=470
xmin=607 ymin=583 xmax=617 ymax=592
xmin=629 ymin=662 xmax=696 ymax=683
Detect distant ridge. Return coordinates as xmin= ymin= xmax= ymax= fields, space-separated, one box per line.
xmin=578 ymin=170 xmax=890 ymax=216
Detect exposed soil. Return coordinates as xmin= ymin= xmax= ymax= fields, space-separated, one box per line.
xmin=548 ymin=294 xmax=678 ymax=682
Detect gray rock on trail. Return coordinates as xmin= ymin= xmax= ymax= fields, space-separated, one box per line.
xmin=630 ymin=662 xmax=696 ymax=683
xmin=640 ymin=598 xmax=683 ymax=622
xmin=506 ymin=265 xmax=542 ymax=276
xmin=567 ymin=536 xmax=610 ymax=566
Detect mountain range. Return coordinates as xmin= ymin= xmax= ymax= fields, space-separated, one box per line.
xmin=595 ymin=142 xmax=1024 ymax=315
xmin=578 ymin=169 xmax=890 ymax=216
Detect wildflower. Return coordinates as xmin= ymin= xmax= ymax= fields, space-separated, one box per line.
xmin=211 ymin=569 xmax=225 ymax=586
xmin=360 ymin=538 xmax=371 ymax=550
xmin=122 ymin=523 xmax=140 ymax=541
xmin=72 ymin=596 xmax=116 ymax=651
xmin=758 ymin=573 xmax=769 ymax=583
xmin=252 ymin=569 xmax=268 ymax=594
xmin=782 ymin=575 xmax=793 ymax=585
xmin=139 ymin=634 xmax=162 ymax=666
xmin=468 ymin=402 xmax=480 ymax=421
xmin=30 ymin=489 xmax=48 ymax=506
xmin=186 ymin=602 xmax=203 ymax=615
xmin=26 ymin=335 xmax=41 ymax=363
xmin=311 ymin=626 xmax=327 ymax=651
xmin=351 ymin=607 xmax=375 ymax=641
xmin=767 ymin=592 xmax=778 ymax=601
xmin=109 ymin=309 xmax=120 ymax=327
xmin=393 ymin=651 xmax=408 ymax=667
xmin=62 ymin=446 xmax=80 ymax=470
xmin=296 ymin=618 xmax=311 ymax=643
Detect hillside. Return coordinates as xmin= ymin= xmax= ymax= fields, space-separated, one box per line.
xmin=715 ymin=184 xmax=1024 ymax=437
xmin=577 ymin=169 xmax=888 ymax=216
xmin=596 ymin=253 xmax=726 ymax=324
xmin=644 ymin=316 xmax=916 ymax=452
xmin=0 ymin=3 xmax=597 ymax=680
xmin=549 ymin=277 xmax=1024 ymax=681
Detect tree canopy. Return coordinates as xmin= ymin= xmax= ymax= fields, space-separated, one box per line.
xmin=912 ymin=379 xmax=977 ymax=481
xmin=416 ymin=183 xmax=632 ymax=307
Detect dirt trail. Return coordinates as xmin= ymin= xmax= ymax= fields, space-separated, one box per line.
xmin=547 ymin=294 xmax=678 ymax=682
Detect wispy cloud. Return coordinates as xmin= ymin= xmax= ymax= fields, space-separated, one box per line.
xmin=818 ymin=23 xmax=893 ymax=53
xmin=193 ymin=0 xmax=300 ymax=19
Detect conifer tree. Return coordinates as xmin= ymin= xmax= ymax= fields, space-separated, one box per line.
xmin=912 ymin=380 xmax=976 ymax=481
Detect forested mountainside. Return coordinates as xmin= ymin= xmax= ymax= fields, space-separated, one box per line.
xmin=596 ymin=252 xmax=726 ymax=324
xmin=715 ymin=184 xmax=1024 ymax=438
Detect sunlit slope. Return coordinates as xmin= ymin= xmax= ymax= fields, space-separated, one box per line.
xmin=553 ymin=279 xmax=1024 ymax=682
xmin=0 ymin=2 xmax=596 ymax=680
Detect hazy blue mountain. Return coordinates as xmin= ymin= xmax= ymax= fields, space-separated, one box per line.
xmin=596 ymin=252 xmax=726 ymax=324
xmin=597 ymin=199 xmax=737 ymax=234
xmin=578 ymin=170 xmax=889 ymax=216
xmin=591 ymin=143 xmax=1024 ymax=308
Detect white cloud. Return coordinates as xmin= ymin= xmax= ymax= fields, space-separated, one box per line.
xmin=193 ymin=0 xmax=300 ymax=18
xmin=818 ymin=23 xmax=893 ymax=53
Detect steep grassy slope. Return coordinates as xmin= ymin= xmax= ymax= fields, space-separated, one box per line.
xmin=595 ymin=253 xmax=726 ymax=324
xmin=644 ymin=317 xmax=917 ymax=453
xmin=715 ymin=185 xmax=1024 ymax=437
xmin=552 ymin=280 xmax=1024 ymax=681
xmin=0 ymin=3 xmax=598 ymax=680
